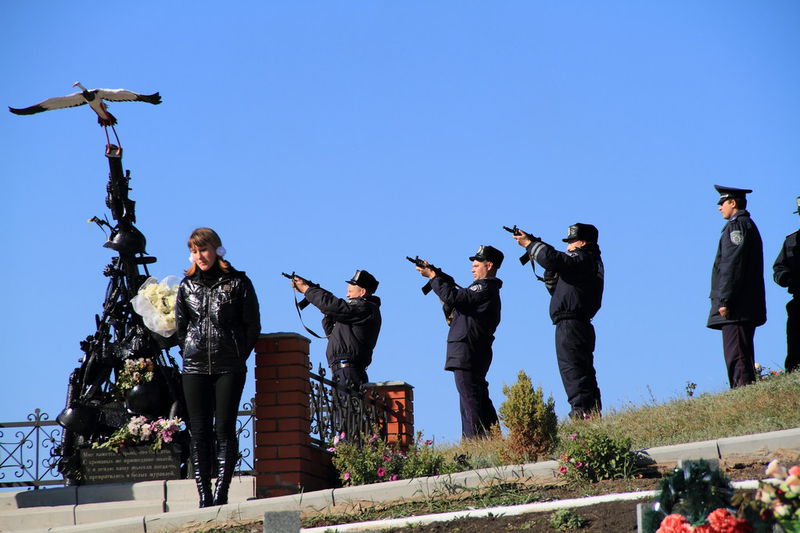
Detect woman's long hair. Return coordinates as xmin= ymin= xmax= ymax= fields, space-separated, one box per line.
xmin=185 ymin=227 xmax=231 ymax=276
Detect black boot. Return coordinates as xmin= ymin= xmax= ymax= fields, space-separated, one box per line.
xmin=212 ymin=440 xmax=238 ymax=506
xmin=191 ymin=441 xmax=213 ymax=508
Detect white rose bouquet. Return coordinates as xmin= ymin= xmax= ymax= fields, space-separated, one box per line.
xmin=131 ymin=276 xmax=179 ymax=337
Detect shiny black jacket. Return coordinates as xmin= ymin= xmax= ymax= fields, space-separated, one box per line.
xmin=176 ymin=268 xmax=261 ymax=374
xmin=774 ymin=230 xmax=799 ymax=296
xmin=527 ymin=241 xmax=604 ymax=324
xmin=303 ymin=287 xmax=382 ymax=369
xmin=430 ymin=276 xmax=502 ymax=372
xmin=707 ymin=210 xmax=766 ymax=329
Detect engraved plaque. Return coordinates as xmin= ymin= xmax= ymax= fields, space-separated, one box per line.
xmin=79 ymin=446 xmax=182 ymax=484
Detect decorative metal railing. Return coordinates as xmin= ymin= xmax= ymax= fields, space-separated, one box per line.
xmin=308 ymin=365 xmax=403 ymax=448
xmin=0 ymin=402 xmax=255 ymax=490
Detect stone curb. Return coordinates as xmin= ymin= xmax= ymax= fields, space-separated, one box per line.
xmin=11 ymin=427 xmax=800 ymax=532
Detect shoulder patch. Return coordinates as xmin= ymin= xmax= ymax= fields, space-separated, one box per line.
xmin=730 ymin=230 xmax=743 ymax=245
xmin=469 ymin=283 xmax=484 ymax=292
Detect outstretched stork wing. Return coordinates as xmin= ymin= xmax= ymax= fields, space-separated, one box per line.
xmin=9 ymin=91 xmax=86 ymax=115
xmin=96 ymin=89 xmax=162 ymax=105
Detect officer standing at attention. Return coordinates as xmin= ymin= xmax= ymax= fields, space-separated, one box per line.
xmin=707 ymin=185 xmax=766 ymax=388
xmin=773 ymin=196 xmax=800 ymax=373
xmin=291 ymin=270 xmax=382 ymax=388
xmin=416 ymin=246 xmax=503 ymax=439
xmin=511 ymin=223 xmax=604 ymax=419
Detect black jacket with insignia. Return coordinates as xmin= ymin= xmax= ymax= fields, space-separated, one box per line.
xmin=303 ymin=286 xmax=382 ymax=369
xmin=176 ymin=267 xmax=261 ymax=374
xmin=526 ymin=241 xmax=604 ymax=324
xmin=430 ymin=275 xmax=502 ymax=372
xmin=707 ymin=210 xmax=766 ymax=329
xmin=773 ymin=230 xmax=799 ymax=296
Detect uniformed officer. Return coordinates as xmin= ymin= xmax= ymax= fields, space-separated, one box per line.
xmin=291 ymin=270 xmax=382 ymax=388
xmin=417 ymin=246 xmax=503 ymax=439
xmin=707 ymin=185 xmax=766 ymax=388
xmin=511 ymin=223 xmax=604 ymax=419
xmin=773 ymin=196 xmax=800 ymax=373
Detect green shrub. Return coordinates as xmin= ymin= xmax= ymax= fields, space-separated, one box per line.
xmin=498 ymin=371 xmax=558 ymax=463
xmin=557 ymin=428 xmax=639 ymax=483
xmin=549 ymin=508 xmax=588 ymax=531
xmin=328 ymin=431 xmax=462 ymax=486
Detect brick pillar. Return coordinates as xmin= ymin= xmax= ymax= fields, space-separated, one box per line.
xmin=364 ymin=381 xmax=414 ymax=448
xmin=254 ymin=333 xmax=334 ymax=498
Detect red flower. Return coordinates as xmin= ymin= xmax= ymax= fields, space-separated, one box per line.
xmin=706 ymin=508 xmax=752 ymax=533
xmin=656 ymin=514 xmax=693 ymax=533
xmin=377 ymin=467 xmax=386 ymax=478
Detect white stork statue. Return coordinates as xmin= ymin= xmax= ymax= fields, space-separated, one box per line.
xmin=9 ymin=82 xmax=162 ymax=152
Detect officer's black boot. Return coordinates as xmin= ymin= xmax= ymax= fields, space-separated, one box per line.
xmin=212 ymin=440 xmax=237 ymax=506
xmin=191 ymin=441 xmax=213 ymax=508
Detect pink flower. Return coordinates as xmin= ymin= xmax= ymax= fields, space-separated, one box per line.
xmin=569 ymin=433 xmax=578 ymax=441
xmin=327 ymin=447 xmax=336 ymax=452
xmin=377 ymin=467 xmax=386 ymax=478
xmin=784 ymin=475 xmax=800 ymax=493
xmin=343 ymin=472 xmax=350 ymax=481
xmin=383 ymin=456 xmax=392 ymax=462
xmin=788 ymin=465 xmax=800 ymax=477
xmin=340 ymin=432 xmax=346 ymax=440
xmin=389 ymin=474 xmax=398 ymax=481
xmin=425 ymin=440 xmax=433 ymax=446
xmin=766 ymin=460 xmax=788 ymax=479
xmin=559 ymin=466 xmax=567 ymax=474
xmin=576 ymin=462 xmax=584 ymax=468
xmin=369 ymin=434 xmax=379 ymax=443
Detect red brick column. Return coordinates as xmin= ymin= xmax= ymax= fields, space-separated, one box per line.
xmin=364 ymin=381 xmax=415 ymax=448
xmin=253 ymin=333 xmax=335 ymax=497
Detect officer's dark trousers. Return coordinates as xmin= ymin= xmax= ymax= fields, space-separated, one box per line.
xmin=786 ymin=298 xmax=799 ymax=373
xmin=332 ymin=366 xmax=368 ymax=390
xmin=452 ymin=367 xmax=498 ymax=439
xmin=721 ymin=323 xmax=756 ymax=388
xmin=555 ymin=319 xmax=601 ymax=416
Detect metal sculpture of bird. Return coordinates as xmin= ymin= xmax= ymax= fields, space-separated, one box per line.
xmin=9 ymin=82 xmax=162 ymax=152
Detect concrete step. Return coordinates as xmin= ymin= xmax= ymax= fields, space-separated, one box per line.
xmin=0 ymin=476 xmax=254 ymax=532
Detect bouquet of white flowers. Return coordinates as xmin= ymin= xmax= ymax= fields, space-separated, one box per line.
xmin=131 ymin=276 xmax=179 ymax=337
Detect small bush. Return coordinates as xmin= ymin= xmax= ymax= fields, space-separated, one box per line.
xmin=549 ymin=508 xmax=588 ymax=531
xmin=329 ymin=431 xmax=462 ymax=486
xmin=557 ymin=428 xmax=639 ymax=483
xmin=498 ymin=370 xmax=558 ymax=463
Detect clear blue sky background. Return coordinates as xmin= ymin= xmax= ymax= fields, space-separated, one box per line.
xmin=1 ymin=2 xmax=798 ymax=444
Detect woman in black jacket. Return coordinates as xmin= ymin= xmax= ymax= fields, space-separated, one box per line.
xmin=175 ymin=228 xmax=260 ymax=507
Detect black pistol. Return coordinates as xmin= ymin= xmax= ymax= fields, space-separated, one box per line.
xmin=503 ymin=225 xmax=532 ymax=265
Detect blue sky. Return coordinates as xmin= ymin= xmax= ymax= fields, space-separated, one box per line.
xmin=1 ymin=2 xmax=798 ymax=444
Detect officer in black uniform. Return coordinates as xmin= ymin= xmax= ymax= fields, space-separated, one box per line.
xmin=292 ymin=270 xmax=382 ymax=388
xmin=511 ymin=223 xmax=604 ymax=419
xmin=417 ymin=246 xmax=503 ymax=439
xmin=707 ymin=185 xmax=766 ymax=388
xmin=773 ymin=196 xmax=800 ymax=373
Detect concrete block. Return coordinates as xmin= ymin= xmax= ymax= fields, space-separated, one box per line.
xmin=165 ymin=476 xmax=254 ymax=507
xmin=641 ymin=440 xmax=719 ymax=463
xmin=0 ymin=490 xmax=23 ymax=511
xmin=332 ymin=478 xmax=419 ymax=506
xmin=76 ymin=480 xmax=165 ymax=504
xmin=144 ymin=503 xmax=241 ymax=532
xmin=48 ymin=515 xmax=146 ymax=533
xmin=263 ymin=510 xmax=300 ymax=533
xmin=75 ymin=499 xmax=165 ymax=524
xmin=8 ymin=486 xmax=77 ymax=509
xmin=717 ymin=428 xmax=800 ymax=457
xmin=238 ymin=490 xmax=335 ymax=520
xmin=0 ymin=504 xmax=76 ymax=530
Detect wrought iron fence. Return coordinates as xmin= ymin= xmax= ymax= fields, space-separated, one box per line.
xmin=0 ymin=402 xmax=255 ymax=490
xmin=308 ymin=365 xmax=403 ymax=448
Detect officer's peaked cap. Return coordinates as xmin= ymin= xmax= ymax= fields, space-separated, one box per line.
xmin=346 ymin=269 xmax=379 ymax=293
xmin=562 ymin=223 xmax=599 ymax=243
xmin=715 ymin=184 xmax=752 ymax=205
xmin=469 ymin=245 xmax=504 ymax=268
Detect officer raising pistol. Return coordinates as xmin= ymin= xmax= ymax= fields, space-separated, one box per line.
xmin=290 ymin=270 xmax=382 ymax=389
xmin=707 ymin=185 xmax=766 ymax=388
xmin=415 ymin=246 xmax=503 ymax=439
xmin=772 ymin=196 xmax=800 ymax=373
xmin=511 ymin=223 xmax=604 ymax=420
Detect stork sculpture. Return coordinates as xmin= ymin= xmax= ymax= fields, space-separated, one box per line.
xmin=9 ymin=82 xmax=162 ymax=153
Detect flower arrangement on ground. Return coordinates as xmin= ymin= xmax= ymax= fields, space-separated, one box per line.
xmin=115 ymin=357 xmax=155 ymax=394
xmin=93 ymin=416 xmax=184 ymax=453
xmin=734 ymin=460 xmax=800 ymax=532
xmin=328 ymin=430 xmax=464 ymax=486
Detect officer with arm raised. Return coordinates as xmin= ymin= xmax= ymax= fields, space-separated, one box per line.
xmin=511 ymin=223 xmax=604 ymax=419
xmin=416 ymin=246 xmax=503 ymax=439
xmin=773 ymin=196 xmax=800 ymax=373
xmin=291 ymin=270 xmax=382 ymax=389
